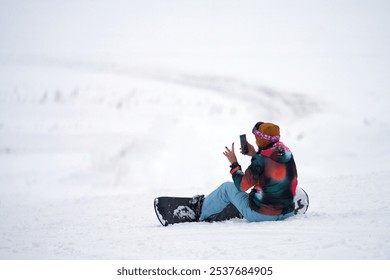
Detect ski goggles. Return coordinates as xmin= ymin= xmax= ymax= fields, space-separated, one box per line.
xmin=252 ymin=121 xmax=280 ymax=142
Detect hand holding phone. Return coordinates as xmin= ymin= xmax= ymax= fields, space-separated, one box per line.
xmin=240 ymin=134 xmax=248 ymax=154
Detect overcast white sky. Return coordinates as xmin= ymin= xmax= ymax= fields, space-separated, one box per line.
xmin=1 ymin=0 xmax=389 ymax=57
xmin=1 ymin=0 xmax=389 ymax=98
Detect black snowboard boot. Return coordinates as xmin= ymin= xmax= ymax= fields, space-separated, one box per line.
xmin=189 ymin=194 xmax=205 ymax=221
xmin=204 ymin=203 xmax=243 ymax=222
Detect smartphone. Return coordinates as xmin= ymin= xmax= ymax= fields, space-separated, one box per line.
xmin=240 ymin=134 xmax=248 ymax=154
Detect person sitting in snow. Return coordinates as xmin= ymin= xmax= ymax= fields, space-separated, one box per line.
xmin=195 ymin=121 xmax=298 ymax=222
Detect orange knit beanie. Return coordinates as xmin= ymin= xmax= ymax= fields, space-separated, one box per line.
xmin=253 ymin=122 xmax=280 ymax=147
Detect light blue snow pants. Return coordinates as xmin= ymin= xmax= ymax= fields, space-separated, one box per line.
xmin=199 ymin=181 xmax=294 ymax=222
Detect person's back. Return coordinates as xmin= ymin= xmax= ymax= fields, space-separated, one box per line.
xmin=247 ymin=141 xmax=298 ymax=216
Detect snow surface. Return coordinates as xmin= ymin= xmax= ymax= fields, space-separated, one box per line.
xmin=0 ymin=0 xmax=390 ymax=259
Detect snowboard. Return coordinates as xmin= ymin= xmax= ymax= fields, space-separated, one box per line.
xmin=154 ymin=196 xmax=242 ymax=226
xmin=293 ymin=187 xmax=309 ymax=215
xmin=154 ymin=187 xmax=309 ymax=226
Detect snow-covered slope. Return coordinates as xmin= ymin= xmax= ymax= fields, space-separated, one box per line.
xmin=1 ymin=0 xmax=390 ymax=259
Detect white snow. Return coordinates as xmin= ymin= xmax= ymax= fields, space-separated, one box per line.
xmin=173 ymin=206 xmax=196 ymax=220
xmin=0 ymin=0 xmax=390 ymax=260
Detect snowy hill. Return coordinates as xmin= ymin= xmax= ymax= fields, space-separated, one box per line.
xmin=1 ymin=0 xmax=390 ymax=259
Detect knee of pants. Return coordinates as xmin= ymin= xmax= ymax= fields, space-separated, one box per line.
xmin=220 ymin=181 xmax=235 ymax=189
xmin=214 ymin=181 xmax=235 ymax=198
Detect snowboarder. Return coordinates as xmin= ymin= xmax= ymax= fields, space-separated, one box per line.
xmin=199 ymin=121 xmax=299 ymax=222
xmin=154 ymin=121 xmax=306 ymax=226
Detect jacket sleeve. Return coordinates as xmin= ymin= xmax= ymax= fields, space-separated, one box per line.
xmin=230 ymin=156 xmax=264 ymax=192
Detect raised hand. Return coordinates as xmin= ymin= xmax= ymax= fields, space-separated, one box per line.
xmin=223 ymin=143 xmax=238 ymax=164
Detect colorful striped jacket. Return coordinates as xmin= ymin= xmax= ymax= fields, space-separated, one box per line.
xmin=230 ymin=142 xmax=298 ymax=215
